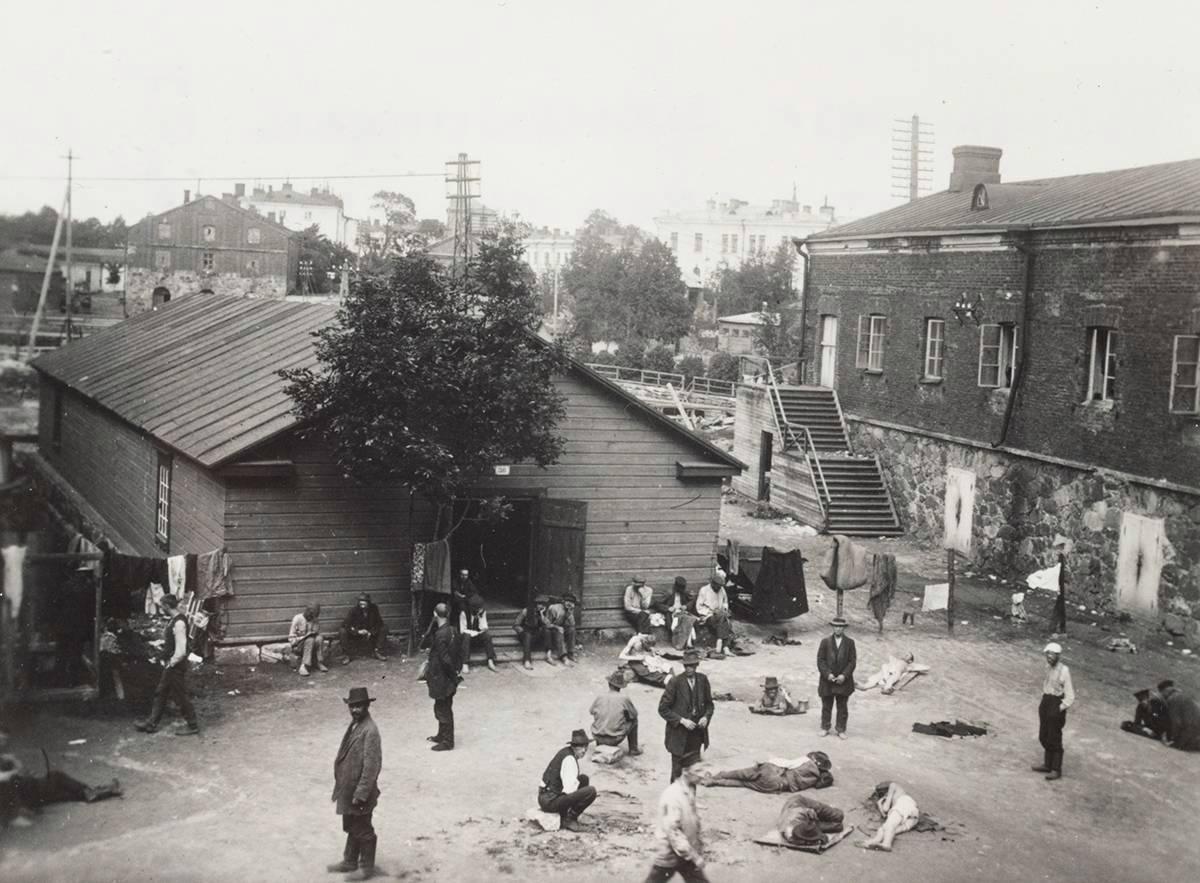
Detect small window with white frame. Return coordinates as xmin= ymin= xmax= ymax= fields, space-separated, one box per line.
xmin=856 ymin=314 xmax=886 ymax=372
xmin=924 ymin=318 xmax=945 ymax=380
xmin=721 ymin=234 xmax=729 ymax=254
xmin=155 ymin=451 xmax=172 ymax=549
xmin=201 ymin=252 xmax=214 ymax=271
xmin=1085 ymin=327 xmax=1118 ymax=401
xmin=1170 ymin=334 xmax=1200 ymax=414
xmin=157 ymin=222 xmax=171 ymax=240
xmin=730 ymin=234 xmax=738 ymax=253
xmin=978 ymin=323 xmax=1019 ymax=389
xmin=694 ymin=233 xmax=703 ymax=252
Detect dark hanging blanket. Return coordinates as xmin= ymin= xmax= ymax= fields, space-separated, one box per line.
xmin=727 ymin=546 xmax=808 ymax=622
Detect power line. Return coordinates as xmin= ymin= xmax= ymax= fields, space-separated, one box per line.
xmin=0 ymin=171 xmax=445 ymax=182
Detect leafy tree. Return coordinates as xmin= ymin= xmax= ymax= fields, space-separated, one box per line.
xmin=752 ymin=308 xmax=804 ymax=366
xmin=297 ymin=225 xmax=357 ymax=294
xmin=587 ymin=349 xmax=619 ymax=367
xmin=561 ymin=229 xmax=627 ymax=343
xmin=643 ymin=345 xmax=677 ymax=374
xmin=0 ymin=208 xmax=127 ymax=248
xmin=676 ymin=354 xmax=705 ymax=382
xmin=710 ymin=240 xmax=796 ymax=318
xmin=621 ymin=239 xmax=692 ymax=342
xmin=415 ymin=218 xmax=447 ymax=241
xmin=708 ymin=351 xmax=741 ymax=382
xmin=617 ymin=338 xmax=646 ymax=369
xmin=281 ymin=229 xmax=567 ymax=536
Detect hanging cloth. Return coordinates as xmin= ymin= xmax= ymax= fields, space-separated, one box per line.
xmin=751 ymin=547 xmax=809 ymax=620
xmin=195 ymin=549 xmax=233 ymax=599
xmin=422 ymin=539 xmax=451 ymax=595
xmin=820 ymin=535 xmax=870 ymax=592
xmin=867 ymin=553 xmax=898 ymax=628
xmin=167 ymin=555 xmax=187 ymax=596
xmin=2 ymin=545 xmax=27 ymax=617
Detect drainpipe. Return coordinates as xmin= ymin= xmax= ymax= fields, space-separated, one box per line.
xmin=995 ymin=229 xmax=1035 ymax=447
xmin=794 ymin=237 xmax=811 ymax=383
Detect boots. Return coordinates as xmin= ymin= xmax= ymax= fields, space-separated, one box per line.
xmin=1045 ymin=750 xmax=1063 ymax=780
xmin=345 ymin=837 xmax=376 ymax=880
xmin=136 ymin=696 xmax=166 ymax=733
xmin=83 ymin=779 xmax=123 ymax=803
xmin=326 ymin=835 xmax=358 ymax=872
xmin=1031 ymin=750 xmax=1052 ymax=773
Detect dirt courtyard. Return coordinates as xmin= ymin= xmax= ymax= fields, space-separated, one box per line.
xmin=2 ymin=501 xmax=1198 ymax=883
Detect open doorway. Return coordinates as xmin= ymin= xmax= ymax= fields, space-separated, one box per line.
xmin=758 ymin=430 xmax=773 ymax=501
xmin=449 ymin=498 xmax=534 ymax=611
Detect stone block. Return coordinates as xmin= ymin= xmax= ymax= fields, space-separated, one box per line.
xmin=1163 ymin=613 xmax=1188 ymax=637
xmin=213 ymin=644 xmax=261 ymax=665
xmin=260 ymin=642 xmax=293 ymax=664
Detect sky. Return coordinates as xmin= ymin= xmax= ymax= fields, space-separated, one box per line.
xmin=2 ymin=0 xmax=1198 ymax=234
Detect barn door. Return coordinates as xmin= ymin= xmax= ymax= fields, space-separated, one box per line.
xmin=530 ymin=498 xmax=587 ymax=613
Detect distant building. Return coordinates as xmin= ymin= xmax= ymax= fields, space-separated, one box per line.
xmin=655 ymin=197 xmax=838 ymax=290
xmin=0 ymin=249 xmax=60 ymax=314
xmin=716 ymin=311 xmax=777 ymax=355
xmin=238 ymin=182 xmax=355 ymax=247
xmin=524 ymin=227 xmax=574 ymax=275
xmin=15 ymin=244 xmax=124 ymax=296
xmin=125 ymin=191 xmax=299 ymax=313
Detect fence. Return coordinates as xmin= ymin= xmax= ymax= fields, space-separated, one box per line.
xmin=585 ymin=363 xmax=737 ymax=399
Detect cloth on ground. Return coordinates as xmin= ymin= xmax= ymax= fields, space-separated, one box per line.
xmin=867 ymin=553 xmax=897 ymax=627
xmin=767 ymin=633 xmax=804 ymax=646
xmin=921 ymin=583 xmax=950 ymax=612
xmin=591 ymin=744 xmax=626 ymax=765
xmin=821 ymin=535 xmax=871 ymax=593
xmin=911 ymin=720 xmax=987 ymax=738
xmin=422 ymin=539 xmax=451 ymax=595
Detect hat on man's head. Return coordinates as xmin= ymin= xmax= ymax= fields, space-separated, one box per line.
xmin=1043 ymin=642 xmax=1063 ymax=655
xmin=607 ymin=671 xmax=627 ymax=690
xmin=632 ymin=576 xmax=645 ymax=586
xmin=709 ymin=574 xmax=723 ymax=588
xmin=784 ymin=808 xmax=825 ymax=847
xmin=1158 ymin=679 xmax=1175 ymax=692
xmin=807 ymin=750 xmax=832 ymax=771
xmin=562 ymin=592 xmax=577 ymax=605
xmin=534 ymin=594 xmax=550 ymax=606
xmin=673 ymin=576 xmax=688 ymax=590
xmin=1134 ymin=688 xmax=1151 ymax=701
xmin=763 ymin=676 xmax=780 ymax=689
xmin=568 ymin=729 xmax=593 ymax=748
xmin=831 ymin=617 xmax=848 ymax=628
xmin=160 ymin=593 xmax=179 ymax=610
xmin=342 ymin=687 xmax=376 ymax=706
xmin=468 ymin=594 xmax=485 ymax=610
xmin=682 ymin=648 xmax=702 ymax=666
xmin=357 ymin=593 xmax=371 ymax=603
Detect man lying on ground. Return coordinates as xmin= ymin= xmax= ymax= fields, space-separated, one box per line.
xmin=619 ymin=632 xmax=676 ymax=688
xmin=1 ymin=730 xmax=122 ymax=829
xmin=777 ymin=792 xmax=844 ymax=848
xmin=700 ymin=750 xmax=833 ymax=793
xmin=749 ymin=677 xmax=804 ymax=715
xmin=857 ymin=781 xmax=919 ymax=852
xmin=862 ymin=652 xmax=928 ymax=694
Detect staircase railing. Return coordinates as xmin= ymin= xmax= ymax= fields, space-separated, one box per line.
xmin=758 ymin=358 xmax=830 ymax=527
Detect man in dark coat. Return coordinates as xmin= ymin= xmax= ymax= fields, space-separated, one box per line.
xmin=426 ymin=603 xmax=459 ymax=751
xmin=329 ymin=687 xmax=382 ymax=881
xmin=1160 ymin=679 xmax=1200 ymax=751
xmin=659 ymin=649 xmax=714 ymax=782
xmin=1121 ymin=687 xmax=1168 ymax=740
xmin=816 ymin=617 xmax=856 ymax=739
xmin=339 ymin=593 xmax=388 ymax=664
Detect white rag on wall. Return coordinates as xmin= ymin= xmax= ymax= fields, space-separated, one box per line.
xmin=145 ymin=583 xmax=166 ymax=615
xmin=1025 ymin=563 xmax=1061 ymax=593
xmin=2 ymin=545 xmax=27 ymax=618
xmin=167 ymin=555 xmax=187 ymax=595
xmin=922 ymin=583 xmax=950 ymax=612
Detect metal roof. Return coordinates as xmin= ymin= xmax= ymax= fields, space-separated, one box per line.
xmin=32 ymin=294 xmax=743 ymax=471
xmin=810 ymin=157 xmax=1200 ymax=240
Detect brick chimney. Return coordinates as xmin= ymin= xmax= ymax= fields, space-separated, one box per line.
xmin=949 ymin=145 xmax=1002 ymax=192
xmin=235 ymin=183 xmax=246 ymax=198
xmin=183 ymin=189 xmax=191 ymax=204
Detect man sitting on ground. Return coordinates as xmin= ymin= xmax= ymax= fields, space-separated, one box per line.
xmin=1160 ymin=679 xmax=1200 ymax=751
xmin=695 ymin=576 xmax=750 ymax=657
xmin=863 ymin=652 xmax=923 ymax=694
xmin=618 ymin=632 xmax=675 ymax=688
xmin=777 ymin=792 xmax=844 ymax=848
xmin=538 ymin=729 xmax=597 ymax=832
xmin=700 ymin=750 xmax=833 ymax=793
xmin=749 ymin=676 xmax=804 ymax=715
xmin=590 ymin=671 xmax=641 ymax=759
xmin=858 ymin=781 xmax=919 ymax=852
xmin=545 ymin=593 xmax=579 ymax=665
xmin=623 ymin=576 xmax=657 ymax=634
xmin=289 ymin=604 xmax=328 ymax=677
xmin=339 ymin=594 xmax=388 ymax=664
xmin=459 ymin=594 xmax=497 ymax=674
xmin=513 ymin=595 xmax=564 ymax=670
xmin=1121 ymin=687 xmax=1168 ymax=741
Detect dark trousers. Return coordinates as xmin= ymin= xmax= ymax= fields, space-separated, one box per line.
xmin=669 ymin=743 xmax=703 ymax=782
xmin=341 ymin=811 xmax=377 ymax=868
xmin=517 ymin=627 xmax=564 ymax=662
xmin=644 ymin=860 xmax=710 ymax=882
xmin=1051 ymin=597 xmax=1067 ymax=633
xmin=820 ymin=693 xmax=849 ymax=733
xmin=434 ymin=695 xmax=455 ymax=745
xmin=460 ymin=631 xmax=497 ymax=663
xmin=594 ymin=720 xmax=639 ymax=753
xmin=625 ymin=610 xmax=652 ymax=634
xmin=538 ymin=784 xmax=597 ymax=819
xmin=1039 ymin=694 xmax=1067 ymax=752
xmin=339 ymin=625 xmax=386 ymax=658
xmin=148 ymin=664 xmax=197 ymax=727
xmin=704 ymin=610 xmax=734 ymax=642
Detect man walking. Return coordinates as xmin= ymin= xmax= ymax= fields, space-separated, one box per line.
xmin=289 ymin=604 xmax=328 ymax=677
xmin=658 ymin=649 xmax=713 ymax=781
xmin=1032 ymin=642 xmax=1075 ymax=780
xmin=329 ymin=687 xmax=382 ymax=880
xmin=134 ymin=594 xmax=199 ymax=736
xmin=816 ymin=617 xmax=856 ymax=739
xmin=538 ymin=729 xmax=598 ymax=832
xmin=644 ymin=766 xmax=710 ymax=882
xmin=426 ymin=602 xmax=459 ymax=751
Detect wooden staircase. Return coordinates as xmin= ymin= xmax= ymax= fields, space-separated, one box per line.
xmin=771 ymin=387 xmax=849 ymax=452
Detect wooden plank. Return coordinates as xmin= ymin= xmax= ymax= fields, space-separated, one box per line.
xmin=234 ymin=576 xmax=405 ymax=596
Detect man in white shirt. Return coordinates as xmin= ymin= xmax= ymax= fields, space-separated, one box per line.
xmin=1033 ymin=642 xmax=1075 ymax=780
xmin=537 ymin=729 xmax=597 ymax=832
xmin=624 ymin=576 xmax=657 ymax=634
xmin=695 ymin=576 xmax=749 ymax=656
xmin=289 ymin=604 xmax=329 ymax=677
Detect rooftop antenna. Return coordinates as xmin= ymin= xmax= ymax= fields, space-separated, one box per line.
xmin=891 ymin=114 xmax=934 ymax=202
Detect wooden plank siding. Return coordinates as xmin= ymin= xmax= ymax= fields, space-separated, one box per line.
xmin=37 ymin=379 xmax=226 ymax=557
xmin=770 ymin=452 xmax=825 ymax=529
xmin=731 ymin=384 xmax=773 ymax=500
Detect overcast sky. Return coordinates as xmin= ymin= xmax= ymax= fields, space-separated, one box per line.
xmin=2 ymin=0 xmax=1198 ymax=233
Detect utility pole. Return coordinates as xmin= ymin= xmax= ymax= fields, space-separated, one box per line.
xmin=445 ymin=152 xmax=480 ymax=274
xmin=64 ymin=148 xmax=75 ymax=337
xmin=891 ymin=115 xmax=934 ymax=202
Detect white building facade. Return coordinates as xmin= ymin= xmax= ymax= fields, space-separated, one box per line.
xmin=238 ymin=182 xmax=355 ymax=247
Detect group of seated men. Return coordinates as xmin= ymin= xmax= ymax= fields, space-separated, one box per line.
xmin=1121 ymin=679 xmax=1200 ymax=751
xmin=623 ymin=574 xmax=751 ymax=657
xmin=288 ymin=594 xmax=389 ymax=676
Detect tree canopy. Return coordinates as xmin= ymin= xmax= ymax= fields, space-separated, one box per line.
xmin=280 ymin=230 xmax=568 ymax=529
xmin=297 ymin=225 xmax=357 ymax=294
xmin=710 ymin=240 xmax=796 ymax=318
xmin=0 ymin=207 xmax=127 ymax=249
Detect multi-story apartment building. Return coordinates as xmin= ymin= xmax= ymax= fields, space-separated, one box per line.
xmin=237 ymin=182 xmax=355 ymax=247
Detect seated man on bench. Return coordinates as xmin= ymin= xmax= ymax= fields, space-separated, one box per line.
xmin=338 ymin=593 xmax=388 ymax=664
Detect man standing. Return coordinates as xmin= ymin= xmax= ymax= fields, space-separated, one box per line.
xmin=658 ymin=649 xmax=713 ymax=781
xmin=426 ymin=603 xmax=459 ymax=751
xmin=1032 ymin=642 xmax=1075 ymax=780
xmin=816 ymin=617 xmax=856 ymax=739
xmin=590 ymin=671 xmax=641 ymax=756
xmin=538 ymin=729 xmax=598 ymax=832
xmin=339 ymin=594 xmax=388 ymax=664
xmin=644 ymin=766 xmax=709 ymax=882
xmin=134 ymin=594 xmax=199 ymax=736
xmin=624 ymin=576 xmax=656 ymax=634
xmin=329 ymin=687 xmax=382 ymax=880
xmin=545 ymin=593 xmax=578 ymax=665
xmin=458 ymin=594 xmax=497 ymax=674
xmin=289 ymin=604 xmax=328 ymax=677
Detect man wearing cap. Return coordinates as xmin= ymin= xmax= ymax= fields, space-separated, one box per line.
xmin=289 ymin=604 xmax=328 ymax=677
xmin=816 ymin=617 xmax=856 ymax=739
xmin=538 ymin=729 xmax=598 ymax=832
xmin=458 ymin=594 xmax=497 ymax=674
xmin=329 ymin=687 xmax=382 ymax=880
xmin=659 ymin=649 xmax=714 ymax=782
xmin=749 ymin=676 xmax=804 ymax=715
xmin=513 ymin=594 xmax=562 ymax=670
xmin=645 ymin=765 xmax=710 ymax=882
xmin=134 ymin=593 xmax=200 ymax=736
xmin=624 ymin=576 xmax=657 ymax=634
xmin=427 ymin=603 xmax=459 ymax=751
xmin=339 ymin=593 xmax=388 ymax=665
xmin=590 ymin=671 xmax=642 ymax=756
xmin=545 ymin=593 xmax=579 ymax=665
xmin=777 ymin=791 xmax=844 ymax=848
xmin=695 ymin=575 xmax=737 ymax=657
xmin=1121 ymin=686 xmax=1168 ymax=741
xmin=1032 ymin=642 xmax=1074 ymax=780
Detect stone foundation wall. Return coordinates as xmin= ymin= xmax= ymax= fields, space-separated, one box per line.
xmin=126 ymin=268 xmax=288 ymax=314
xmin=847 ymin=419 xmax=1200 ymax=624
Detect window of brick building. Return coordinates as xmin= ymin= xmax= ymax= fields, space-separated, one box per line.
xmin=924 ymin=319 xmax=945 ymax=380
xmin=1085 ymin=327 xmax=1118 ymax=401
xmin=730 ymin=234 xmax=738 ymax=253
xmin=670 ymin=232 xmax=678 ymax=252
xmin=202 ymin=225 xmax=216 ymax=242
xmin=155 ymin=250 xmax=171 ymax=269
xmin=157 ymin=222 xmax=171 ymax=240
xmin=978 ymin=323 xmax=1019 ymax=389
xmin=856 ymin=314 xmax=886 ymax=372
xmin=202 ymin=252 xmax=214 ymax=271
xmin=1170 ymin=335 xmax=1200 ymax=414
xmin=248 ymin=227 xmax=261 ymax=244
xmin=155 ymin=451 xmax=172 ymax=550
xmin=721 ymin=234 xmax=729 ymax=254
xmin=694 ymin=233 xmax=703 ymax=252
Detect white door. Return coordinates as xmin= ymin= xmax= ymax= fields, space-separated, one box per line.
xmin=818 ymin=316 xmax=838 ymax=387
xmin=1115 ymin=513 xmax=1164 ymax=614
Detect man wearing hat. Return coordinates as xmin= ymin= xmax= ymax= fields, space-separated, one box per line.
xmin=134 ymin=593 xmax=200 ymax=736
xmin=538 ymin=729 xmax=598 ymax=832
xmin=659 ymin=648 xmax=714 ymax=781
xmin=513 ymin=594 xmax=563 ymax=670
xmin=590 ymin=671 xmax=641 ymax=756
xmin=1032 ymin=642 xmax=1075 ymax=780
xmin=777 ymin=791 xmax=845 ymax=849
xmin=329 ymin=687 xmax=383 ymax=880
xmin=815 ymin=617 xmax=856 ymax=738
xmin=749 ymin=676 xmax=804 ymax=715
xmin=339 ymin=593 xmax=388 ymax=665
xmin=1121 ymin=686 xmax=1168 ymax=741
xmin=426 ymin=603 xmax=460 ymax=751
xmin=545 ymin=593 xmax=579 ymax=665
xmin=458 ymin=593 xmax=497 ymax=674
xmin=624 ymin=576 xmax=657 ymax=634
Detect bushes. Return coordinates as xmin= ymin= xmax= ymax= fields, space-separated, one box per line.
xmin=675 ymin=354 xmax=705 ymax=382
xmin=618 ymin=338 xmax=647 ymax=369
xmin=587 ymin=349 xmax=619 ymax=367
xmin=643 ymin=345 xmax=677 ymax=374
xmin=707 ymin=351 xmax=741 ymax=382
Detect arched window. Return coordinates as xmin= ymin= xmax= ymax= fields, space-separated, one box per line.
xmin=971 ymin=183 xmax=989 ymax=211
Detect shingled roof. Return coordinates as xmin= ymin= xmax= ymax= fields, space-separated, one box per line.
xmin=810 ymin=157 xmax=1200 ymax=240
xmin=32 ymin=295 xmax=742 ymax=471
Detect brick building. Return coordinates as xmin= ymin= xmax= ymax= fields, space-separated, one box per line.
xmin=125 ymin=192 xmax=298 ymax=313
xmin=794 ymin=146 xmax=1200 ymax=623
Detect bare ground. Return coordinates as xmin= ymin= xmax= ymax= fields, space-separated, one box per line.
xmin=1 ymin=498 xmax=1198 ymax=883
